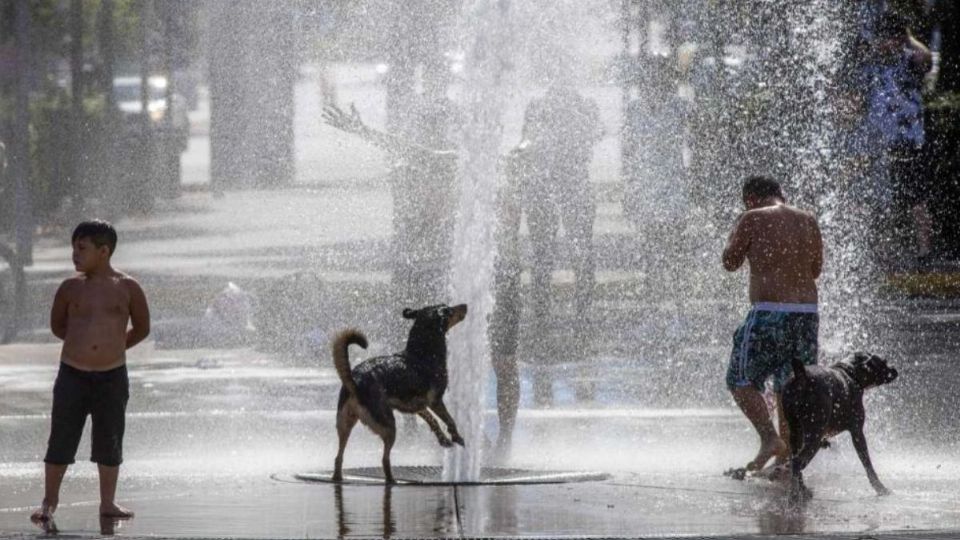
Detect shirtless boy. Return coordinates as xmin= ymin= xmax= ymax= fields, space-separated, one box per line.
xmin=32 ymin=220 xmax=150 ymax=523
xmin=722 ymin=176 xmax=823 ymax=471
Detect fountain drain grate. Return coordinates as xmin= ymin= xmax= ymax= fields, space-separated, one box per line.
xmin=294 ymin=465 xmax=609 ymax=485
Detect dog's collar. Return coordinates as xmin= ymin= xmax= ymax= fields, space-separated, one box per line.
xmin=833 ymin=362 xmax=860 ymax=385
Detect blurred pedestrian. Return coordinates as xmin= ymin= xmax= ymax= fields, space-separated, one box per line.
xmin=622 ymin=55 xmax=688 ymax=233
xmin=860 ymin=12 xmax=934 ymax=268
xmin=516 ymin=76 xmax=603 ymax=405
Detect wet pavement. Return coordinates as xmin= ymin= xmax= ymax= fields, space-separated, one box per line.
xmin=2 ymin=342 xmax=960 ymax=539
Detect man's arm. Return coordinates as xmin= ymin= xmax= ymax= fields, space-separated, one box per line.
xmin=50 ymin=281 xmax=70 ymax=340
xmin=125 ymin=279 xmax=151 ymax=349
xmin=722 ymin=213 xmax=752 ymax=272
xmin=322 ymin=104 xmax=453 ymax=160
xmin=907 ymin=34 xmax=933 ymax=74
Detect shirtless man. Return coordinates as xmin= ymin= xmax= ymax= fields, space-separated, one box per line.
xmin=519 ymin=79 xmax=603 ymax=404
xmin=32 ymin=220 xmax=150 ymax=523
xmin=722 ymin=175 xmax=823 ymax=471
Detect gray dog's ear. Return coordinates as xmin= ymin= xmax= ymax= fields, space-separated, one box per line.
xmin=402 ymin=308 xmax=417 ymax=319
xmin=852 ymin=351 xmax=871 ymax=364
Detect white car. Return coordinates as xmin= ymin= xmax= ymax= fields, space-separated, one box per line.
xmin=113 ymin=75 xmax=190 ymax=151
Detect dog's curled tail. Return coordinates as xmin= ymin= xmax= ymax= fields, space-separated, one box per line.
xmin=332 ymin=329 xmax=368 ymax=396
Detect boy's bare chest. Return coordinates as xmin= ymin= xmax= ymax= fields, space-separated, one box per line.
xmin=68 ymin=284 xmax=129 ymax=319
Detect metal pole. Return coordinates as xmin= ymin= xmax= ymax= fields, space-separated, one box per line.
xmin=621 ymin=0 xmax=633 ymax=180
xmin=160 ymin=1 xmax=180 ymax=196
xmin=621 ymin=0 xmax=631 ymax=112
xmin=99 ymin=0 xmax=116 ymax=109
xmin=12 ymin=0 xmax=34 ymax=266
xmin=137 ymin=0 xmax=156 ymax=209
xmin=70 ymin=0 xmax=83 ymax=114
xmin=97 ymin=0 xmax=117 ymax=202
xmin=140 ymin=0 xmax=152 ymax=131
xmin=70 ymin=0 xmax=84 ymax=201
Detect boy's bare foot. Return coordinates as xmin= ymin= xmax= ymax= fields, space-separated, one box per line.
xmin=100 ymin=516 xmax=124 ymax=535
xmin=100 ymin=503 xmax=135 ymax=519
xmin=30 ymin=500 xmax=56 ymax=522
xmin=746 ymin=437 xmax=787 ymax=471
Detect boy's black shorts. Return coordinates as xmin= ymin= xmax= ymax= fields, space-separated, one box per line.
xmin=44 ymin=363 xmax=129 ymax=467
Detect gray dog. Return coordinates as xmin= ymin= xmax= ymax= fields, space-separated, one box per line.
xmin=782 ymin=351 xmax=899 ymax=500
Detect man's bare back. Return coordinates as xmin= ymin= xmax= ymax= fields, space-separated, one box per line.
xmin=52 ymin=271 xmax=149 ymax=372
xmin=722 ymin=180 xmax=823 ymax=474
xmin=723 ymin=202 xmax=823 ymax=304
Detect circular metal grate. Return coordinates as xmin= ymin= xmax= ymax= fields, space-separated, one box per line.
xmin=294 ymin=465 xmax=609 ymax=485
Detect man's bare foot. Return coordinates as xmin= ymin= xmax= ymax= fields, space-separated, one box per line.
xmin=762 ymin=464 xmax=791 ymax=483
xmin=100 ymin=503 xmax=134 ymax=519
xmin=30 ymin=500 xmax=56 ymax=522
xmin=772 ymin=445 xmax=791 ymax=467
xmin=746 ymin=437 xmax=787 ymax=471
xmin=31 ymin=517 xmax=58 ymax=534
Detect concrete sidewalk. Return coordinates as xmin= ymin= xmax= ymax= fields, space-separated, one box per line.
xmin=18 ymin=185 xmax=960 ymax=339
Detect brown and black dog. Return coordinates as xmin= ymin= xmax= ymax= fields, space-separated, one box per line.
xmin=331 ymin=304 xmax=468 ymax=483
xmin=782 ymin=351 xmax=899 ymax=500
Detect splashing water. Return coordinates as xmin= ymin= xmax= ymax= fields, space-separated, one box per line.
xmin=437 ymin=1 xmax=884 ymax=482
xmin=443 ymin=0 xmax=514 ymax=482
xmin=763 ymin=2 xmax=875 ymax=352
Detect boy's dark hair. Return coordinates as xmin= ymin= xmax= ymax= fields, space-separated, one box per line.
xmin=742 ymin=175 xmax=784 ymax=200
xmin=72 ymin=220 xmax=118 ymax=255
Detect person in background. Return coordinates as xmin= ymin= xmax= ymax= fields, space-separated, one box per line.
xmin=861 ymin=12 xmax=934 ymax=269
xmin=516 ymin=75 xmax=603 ymax=406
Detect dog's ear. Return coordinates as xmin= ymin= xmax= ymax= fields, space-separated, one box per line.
xmin=852 ymin=351 xmax=871 ymax=365
xmin=402 ymin=308 xmax=417 ymax=319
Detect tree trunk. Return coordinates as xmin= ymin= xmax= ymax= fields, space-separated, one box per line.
xmin=251 ymin=1 xmax=296 ymax=187
xmin=208 ymin=1 xmax=298 ymax=189
xmin=208 ymin=0 xmax=251 ymax=190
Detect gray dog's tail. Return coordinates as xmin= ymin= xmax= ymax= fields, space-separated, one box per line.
xmin=790 ymin=355 xmax=809 ymax=385
xmin=332 ymin=329 xmax=368 ymax=396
